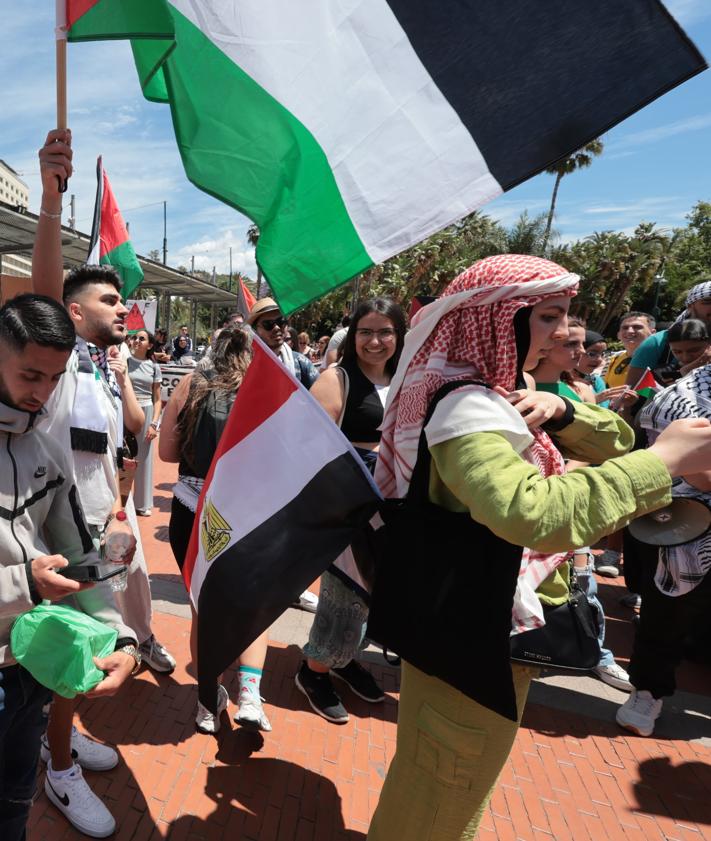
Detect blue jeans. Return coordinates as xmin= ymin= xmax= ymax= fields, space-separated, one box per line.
xmin=0 ymin=664 xmax=51 ymax=841
xmin=575 ymin=563 xmax=614 ymax=667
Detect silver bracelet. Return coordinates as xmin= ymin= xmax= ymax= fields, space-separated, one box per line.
xmin=40 ymin=207 xmax=62 ymax=219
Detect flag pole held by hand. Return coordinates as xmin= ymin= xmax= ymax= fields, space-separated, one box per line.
xmin=56 ymin=0 xmax=68 ymax=192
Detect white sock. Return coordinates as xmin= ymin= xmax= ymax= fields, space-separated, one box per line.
xmin=48 ymin=760 xmax=78 ymax=779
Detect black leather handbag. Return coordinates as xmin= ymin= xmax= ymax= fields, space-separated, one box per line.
xmin=509 ymin=566 xmax=600 ymax=670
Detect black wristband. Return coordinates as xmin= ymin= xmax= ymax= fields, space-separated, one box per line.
xmin=542 ymin=397 xmax=575 ymax=433
xmin=25 ymin=559 xmax=42 ymax=605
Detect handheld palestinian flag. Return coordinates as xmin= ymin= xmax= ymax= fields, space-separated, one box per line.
xmin=87 ymin=157 xmax=144 ymax=300
xmin=235 ymin=276 xmax=256 ymax=320
xmin=183 ymin=337 xmax=380 ymax=712
xmin=633 ymin=368 xmax=660 ymax=401
xmin=62 ymin=1 xmax=706 ymax=314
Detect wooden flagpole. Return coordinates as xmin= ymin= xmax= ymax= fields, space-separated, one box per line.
xmin=56 ymin=0 xmax=68 ymax=190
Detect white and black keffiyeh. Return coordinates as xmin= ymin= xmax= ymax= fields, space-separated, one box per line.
xmin=640 ymin=368 xmax=711 ymax=596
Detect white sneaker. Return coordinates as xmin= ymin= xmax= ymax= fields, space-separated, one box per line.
xmin=292 ymin=590 xmax=318 ymax=613
xmin=195 ymin=684 xmax=229 ymax=734
xmin=593 ymin=662 xmax=633 ymax=692
xmin=616 ymin=689 xmax=663 ymax=737
xmin=138 ymin=635 xmax=176 ymax=673
xmin=41 ymin=726 xmax=118 ymax=771
xmin=235 ymin=693 xmax=272 ymax=732
xmin=45 ymin=763 xmax=116 ymax=838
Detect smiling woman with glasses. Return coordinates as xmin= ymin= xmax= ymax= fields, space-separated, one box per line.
xmin=295 ymin=297 xmax=407 ymax=725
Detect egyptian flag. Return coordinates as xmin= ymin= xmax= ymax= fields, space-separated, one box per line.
xmin=235 ymin=276 xmax=256 ymax=320
xmin=87 ymin=157 xmax=144 ymax=299
xmin=183 ymin=337 xmax=380 ymax=711
xmin=63 ymin=1 xmax=706 ymax=314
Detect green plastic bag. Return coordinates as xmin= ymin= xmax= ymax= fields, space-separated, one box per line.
xmin=11 ymin=604 xmax=117 ymax=698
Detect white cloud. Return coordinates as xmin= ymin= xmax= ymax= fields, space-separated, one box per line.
xmin=173 ymin=228 xmax=257 ymax=278
xmin=608 ymin=114 xmax=711 ymax=152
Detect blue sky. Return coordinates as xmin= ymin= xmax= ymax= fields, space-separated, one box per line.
xmin=2 ymin=1 xmax=710 ymax=279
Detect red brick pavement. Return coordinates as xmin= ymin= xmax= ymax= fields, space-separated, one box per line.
xmin=29 ymin=455 xmax=711 ymax=840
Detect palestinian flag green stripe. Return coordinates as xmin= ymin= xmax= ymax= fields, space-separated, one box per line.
xmin=101 ymin=241 xmax=143 ymax=300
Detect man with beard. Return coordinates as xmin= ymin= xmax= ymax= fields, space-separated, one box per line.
xmin=30 ymin=129 xmax=175 ymax=837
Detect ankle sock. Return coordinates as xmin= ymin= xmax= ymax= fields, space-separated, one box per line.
xmin=48 ymin=761 xmax=77 ymax=779
xmin=238 ymin=665 xmax=262 ymax=701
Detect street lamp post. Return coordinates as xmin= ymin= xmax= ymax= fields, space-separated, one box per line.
xmin=652 ymin=273 xmax=667 ymax=320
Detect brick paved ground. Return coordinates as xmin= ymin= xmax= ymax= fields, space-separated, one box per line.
xmin=28 ymin=455 xmax=711 ymax=840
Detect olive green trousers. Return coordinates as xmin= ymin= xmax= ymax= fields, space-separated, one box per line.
xmin=367 ymin=661 xmax=536 ymax=841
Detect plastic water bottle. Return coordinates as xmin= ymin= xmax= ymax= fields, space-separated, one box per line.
xmin=104 ymin=511 xmax=132 ymax=592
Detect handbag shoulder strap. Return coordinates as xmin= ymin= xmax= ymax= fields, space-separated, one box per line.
xmin=335 ymin=367 xmax=350 ymax=428
xmin=408 ymin=379 xmax=488 ymax=502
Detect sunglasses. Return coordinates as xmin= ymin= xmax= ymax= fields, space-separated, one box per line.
xmin=259 ymin=316 xmax=287 ymax=331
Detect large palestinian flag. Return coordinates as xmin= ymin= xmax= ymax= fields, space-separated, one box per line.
xmin=182 ymin=338 xmax=380 ymax=711
xmin=87 ymin=157 xmax=144 ymax=299
xmin=62 ymin=1 xmax=706 ymax=314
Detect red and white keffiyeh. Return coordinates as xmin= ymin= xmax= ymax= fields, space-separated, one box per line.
xmin=375 ymin=254 xmax=580 ymax=631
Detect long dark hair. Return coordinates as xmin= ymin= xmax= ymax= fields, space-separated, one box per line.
xmin=134 ymin=329 xmax=155 ymax=361
xmin=339 ymin=297 xmax=406 ymax=378
xmin=177 ymin=326 xmax=252 ymax=464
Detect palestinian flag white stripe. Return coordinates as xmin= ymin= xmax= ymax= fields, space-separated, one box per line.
xmin=171 ymin=0 xmax=501 ymax=266
xmin=68 ymin=0 xmax=706 ymax=314
xmin=183 ymin=337 xmax=380 ymax=710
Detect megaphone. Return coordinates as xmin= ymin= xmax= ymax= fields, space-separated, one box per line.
xmin=628 ymin=498 xmax=711 ymax=547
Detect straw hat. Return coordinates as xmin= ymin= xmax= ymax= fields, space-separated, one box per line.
xmin=247 ymin=297 xmax=280 ymax=326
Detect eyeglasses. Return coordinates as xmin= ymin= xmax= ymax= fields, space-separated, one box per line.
xmin=259 ymin=316 xmax=287 ymax=331
xmin=355 ymin=328 xmax=396 ymax=341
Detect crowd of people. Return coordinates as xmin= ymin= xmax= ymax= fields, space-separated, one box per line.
xmin=2 ymin=131 xmax=711 ymax=841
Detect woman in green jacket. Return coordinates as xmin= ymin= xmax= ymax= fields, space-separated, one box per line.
xmin=367 ymin=254 xmax=711 ymax=841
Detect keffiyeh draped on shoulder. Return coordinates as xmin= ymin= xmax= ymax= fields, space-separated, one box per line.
xmin=375 ymin=254 xmax=579 ymax=631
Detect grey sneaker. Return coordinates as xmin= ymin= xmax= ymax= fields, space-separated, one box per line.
xmin=41 ymin=726 xmax=118 ymax=772
xmin=138 ymin=635 xmax=176 ymax=673
xmin=235 ymin=693 xmax=272 ymax=732
xmin=616 ymin=689 xmax=662 ymax=737
xmin=195 ymin=684 xmax=229 ymax=734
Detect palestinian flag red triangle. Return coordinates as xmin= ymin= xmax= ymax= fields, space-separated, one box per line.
xmin=125 ymin=303 xmax=146 ymax=333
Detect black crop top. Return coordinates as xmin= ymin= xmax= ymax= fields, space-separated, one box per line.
xmin=339 ymin=359 xmax=386 ymax=443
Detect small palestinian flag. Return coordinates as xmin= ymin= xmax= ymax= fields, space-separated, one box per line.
xmin=236 ymin=276 xmax=256 ymax=320
xmin=183 ymin=337 xmax=380 ymax=711
xmin=87 ymin=157 xmax=144 ymax=300
xmin=633 ymin=368 xmax=660 ymax=401
xmin=62 ymin=1 xmax=706 ymax=315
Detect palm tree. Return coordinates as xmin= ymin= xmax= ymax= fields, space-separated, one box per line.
xmin=542 ymin=139 xmax=604 ymax=252
xmin=246 ymin=224 xmax=263 ymax=299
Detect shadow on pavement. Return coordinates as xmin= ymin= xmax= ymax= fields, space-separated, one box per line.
xmin=632 ymin=756 xmax=711 ymax=824
xmin=166 ymin=760 xmax=366 ymax=840
xmin=76 ymin=671 xmax=195 ymax=747
xmin=525 ymin=680 xmax=711 ymax=742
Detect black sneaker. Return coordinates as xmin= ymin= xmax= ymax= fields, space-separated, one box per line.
xmin=594 ymin=550 xmax=620 ymax=578
xmin=331 ymin=660 xmax=385 ymax=703
xmin=295 ymin=662 xmax=349 ymax=723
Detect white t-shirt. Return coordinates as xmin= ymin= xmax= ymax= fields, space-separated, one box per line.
xmin=40 ymin=351 xmax=119 ymax=526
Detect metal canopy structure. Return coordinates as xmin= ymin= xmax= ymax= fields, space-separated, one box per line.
xmin=0 ymin=204 xmax=239 ymax=306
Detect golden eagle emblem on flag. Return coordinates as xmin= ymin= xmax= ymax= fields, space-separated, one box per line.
xmin=201 ymin=500 xmax=232 ymax=562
